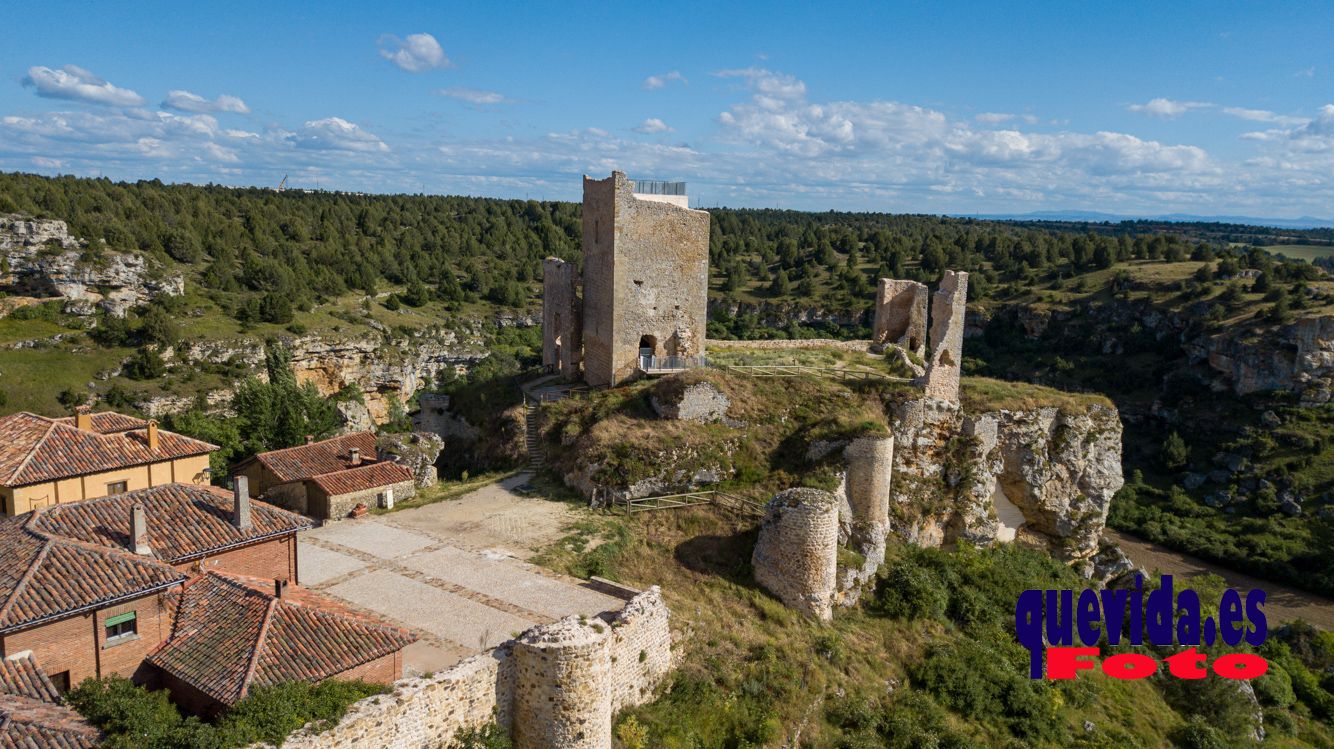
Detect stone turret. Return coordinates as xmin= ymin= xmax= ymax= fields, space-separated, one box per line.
xmin=542 ymin=258 xmax=582 ymax=380
xmin=512 ymin=617 xmax=612 ymax=749
xmin=752 ymin=488 xmax=839 ymax=621
xmin=921 ymin=271 xmax=969 ymax=404
xmin=842 ymin=435 xmax=894 ymax=566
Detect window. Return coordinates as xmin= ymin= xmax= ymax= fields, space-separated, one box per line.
xmin=104 ymin=611 xmax=137 ymax=643
xmin=49 ymin=671 xmax=70 ymax=694
xmin=106 ymin=481 xmax=128 ymax=496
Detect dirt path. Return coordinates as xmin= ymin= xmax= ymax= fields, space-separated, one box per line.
xmin=1105 ymin=530 xmax=1333 ymax=629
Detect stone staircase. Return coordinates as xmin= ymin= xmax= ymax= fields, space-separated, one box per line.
xmin=524 ymin=398 xmax=544 ymax=471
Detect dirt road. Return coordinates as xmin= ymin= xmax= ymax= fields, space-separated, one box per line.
xmin=1105 ymin=529 xmax=1333 ymax=630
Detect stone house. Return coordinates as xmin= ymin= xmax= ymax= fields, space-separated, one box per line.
xmin=0 ymin=409 xmax=217 ymax=516
xmin=0 ymin=480 xmax=413 ymax=717
xmin=233 ymin=432 xmax=415 ymax=519
xmin=543 ymin=171 xmax=711 ymax=386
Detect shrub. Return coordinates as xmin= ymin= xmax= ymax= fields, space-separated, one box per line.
xmin=123 ymin=348 xmax=167 ymax=380
xmin=1161 ymin=431 xmax=1189 ymax=470
xmin=874 ymin=559 xmax=948 ymax=620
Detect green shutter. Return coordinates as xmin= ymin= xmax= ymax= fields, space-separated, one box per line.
xmin=105 ymin=611 xmax=136 ymax=627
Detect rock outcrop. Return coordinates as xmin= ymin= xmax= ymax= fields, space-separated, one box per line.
xmin=0 ymin=214 xmax=183 ymax=316
xmin=377 ymin=432 xmax=445 ymax=488
xmin=650 ymin=378 xmax=731 ymax=423
xmin=891 ymin=398 xmax=1124 ymax=561
xmin=1189 ymin=314 xmax=1333 ymax=406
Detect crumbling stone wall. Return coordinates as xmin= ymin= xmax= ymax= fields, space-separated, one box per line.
xmin=752 ymin=488 xmax=839 ymax=621
xmin=581 ymin=172 xmax=710 ymax=386
xmin=842 ymin=435 xmax=894 ymax=564
xmin=542 ymin=258 xmax=582 ymax=380
xmin=260 ymin=587 xmax=672 ymax=749
xmin=921 ymin=271 xmax=969 ymax=403
xmin=872 ymin=279 xmax=928 ymax=356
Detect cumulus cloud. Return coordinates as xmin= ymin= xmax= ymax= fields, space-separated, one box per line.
xmin=642 ymin=71 xmax=686 ymax=90
xmin=291 ymin=117 xmax=389 ymax=152
xmin=712 ymin=67 xmax=806 ymax=100
xmin=22 ymin=65 xmax=144 ymax=107
xmin=162 ymin=90 xmax=250 ymax=114
xmin=378 ymin=33 xmax=451 ymax=72
xmin=1242 ymin=105 xmax=1334 ymax=152
xmin=435 ymin=87 xmax=512 ymax=105
xmin=1127 ymin=98 xmax=1212 ymax=118
xmin=633 ymin=118 xmax=673 ymax=134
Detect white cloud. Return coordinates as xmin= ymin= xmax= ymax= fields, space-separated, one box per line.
xmin=976 ymin=112 xmax=1014 ymax=123
xmin=712 ymin=67 xmax=806 ymax=100
xmin=1242 ymin=105 xmax=1334 ymax=152
xmin=22 ymin=65 xmax=144 ymax=107
xmin=378 ymin=33 xmax=451 ymax=72
xmin=642 ymin=71 xmax=686 ymax=90
xmin=292 ymin=117 xmax=389 ymax=152
xmin=435 ymin=87 xmax=512 ymax=105
xmin=31 ymin=156 xmax=64 ymax=169
xmin=1127 ymin=98 xmax=1212 ymax=118
xmin=634 ymin=118 xmax=673 ymax=134
xmin=162 ymin=90 xmax=250 ymax=114
xmin=1221 ymin=106 xmax=1307 ymax=126
xmin=1295 ymin=67 xmax=1315 ymax=78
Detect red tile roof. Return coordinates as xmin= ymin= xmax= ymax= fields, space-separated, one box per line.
xmin=149 ymin=573 xmax=415 ymax=705
xmin=0 ymin=514 xmax=185 ymax=634
xmin=31 ymin=484 xmax=312 ymax=564
xmin=52 ymin=411 xmax=146 ymax=434
xmin=248 ymin=433 xmax=379 ymax=484
xmin=0 ymin=412 xmax=218 ymax=488
xmin=308 ymin=461 xmax=414 ymax=497
xmin=0 ymin=655 xmax=60 ymax=703
xmin=0 ymin=694 xmax=101 ymax=749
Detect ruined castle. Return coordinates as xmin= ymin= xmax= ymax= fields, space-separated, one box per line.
xmin=543 ymin=172 xmax=711 ymax=386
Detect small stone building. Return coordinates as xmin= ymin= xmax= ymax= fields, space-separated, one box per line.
xmin=233 ymin=432 xmax=415 ymax=519
xmin=872 ymin=279 xmax=928 ymax=356
xmin=541 ymin=171 xmax=711 ymax=387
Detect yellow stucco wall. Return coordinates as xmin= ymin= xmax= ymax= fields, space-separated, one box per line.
xmin=4 ymin=454 xmax=213 ymax=515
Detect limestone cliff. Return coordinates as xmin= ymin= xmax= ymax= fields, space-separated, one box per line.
xmin=0 ymin=214 xmax=183 ymax=317
xmin=890 ymin=396 xmax=1124 ymax=561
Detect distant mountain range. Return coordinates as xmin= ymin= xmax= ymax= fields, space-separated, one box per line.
xmin=955 ymin=210 xmax=1334 ymax=230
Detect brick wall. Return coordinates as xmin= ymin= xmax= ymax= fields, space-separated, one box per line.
xmin=261 ymin=587 xmax=672 ymax=749
xmin=1 ymin=590 xmax=172 ymax=688
xmin=174 ymin=536 xmax=298 ymax=583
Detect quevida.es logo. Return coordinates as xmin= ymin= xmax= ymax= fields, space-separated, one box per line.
xmin=1015 ymin=575 xmax=1269 ymax=680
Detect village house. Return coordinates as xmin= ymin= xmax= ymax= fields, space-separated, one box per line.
xmin=0 ymin=408 xmax=217 ymax=516
xmin=0 ymin=479 xmax=413 ymax=718
xmin=0 ymin=653 xmax=102 ymax=747
xmin=233 ymin=432 xmax=416 ymax=520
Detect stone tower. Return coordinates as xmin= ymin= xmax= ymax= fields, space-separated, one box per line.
xmin=580 ymin=172 xmax=710 ymax=387
xmin=872 ymin=279 xmax=928 ymax=356
xmin=512 ymin=617 xmax=612 ymax=749
xmin=542 ymin=258 xmax=582 ymax=379
xmin=752 ymin=487 xmax=839 ymax=621
xmin=922 ymin=270 xmax=969 ymax=403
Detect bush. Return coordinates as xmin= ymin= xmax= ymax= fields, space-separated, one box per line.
xmin=450 ymin=720 xmax=511 ymax=748
xmin=1169 ymin=716 xmax=1228 ymax=749
xmin=1161 ymin=431 xmax=1190 ymax=470
xmin=123 ymin=348 xmax=167 ymax=380
xmin=874 ymin=559 xmax=948 ymax=621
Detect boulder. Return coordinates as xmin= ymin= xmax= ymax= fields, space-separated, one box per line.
xmin=376 ymin=432 xmax=444 ymax=488
xmin=651 ymin=378 xmax=731 ymax=423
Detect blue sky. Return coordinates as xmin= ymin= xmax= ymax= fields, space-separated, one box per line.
xmin=3 ymin=1 xmax=1332 ymax=216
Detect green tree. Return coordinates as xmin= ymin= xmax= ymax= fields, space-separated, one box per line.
xmin=1161 ymin=431 xmax=1190 ymax=470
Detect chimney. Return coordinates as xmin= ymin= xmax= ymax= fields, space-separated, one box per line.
xmin=146 ymin=419 xmax=159 ymax=451
xmin=274 ymin=578 xmax=289 ymax=599
xmin=305 ymin=434 xmax=314 ymax=445
xmin=349 ymin=447 xmax=361 ymax=466
xmin=232 ymin=475 xmax=252 ymax=531
xmin=75 ymin=406 xmax=92 ymax=431
xmin=131 ymin=503 xmax=151 ymax=555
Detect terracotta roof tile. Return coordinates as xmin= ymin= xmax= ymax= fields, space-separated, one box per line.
xmin=149 ymin=573 xmax=415 ymax=705
xmin=308 ymin=462 xmax=414 ymax=497
xmin=52 ymin=411 xmax=147 ymax=434
xmin=32 ymin=484 xmax=313 ymax=564
xmin=0 ymin=694 xmax=102 ymax=748
xmin=250 ymin=433 xmax=378 ymax=484
xmin=0 ymin=655 xmax=59 ymax=703
xmin=0 ymin=412 xmax=217 ymax=488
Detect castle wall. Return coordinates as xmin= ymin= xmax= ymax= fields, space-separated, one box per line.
xmin=872 ymin=279 xmax=928 ymax=356
xmin=752 ymin=488 xmax=839 ymax=621
xmin=542 ymin=258 xmax=582 ymax=379
xmin=580 ymin=172 xmax=710 ymax=387
xmin=259 ymin=587 xmax=672 ymax=749
xmin=922 ymin=271 xmax=969 ymax=403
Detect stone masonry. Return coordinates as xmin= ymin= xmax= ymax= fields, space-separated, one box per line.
xmin=921 ymin=270 xmax=969 ymax=403
xmin=542 ymin=257 xmax=582 ymax=379
xmin=842 ymin=435 xmax=894 ymax=568
xmin=580 ymin=172 xmax=711 ymax=387
xmin=872 ymin=279 xmax=928 ymax=356
xmin=258 ymin=587 xmax=672 ymax=749
xmin=752 ymin=488 xmax=839 ymax=622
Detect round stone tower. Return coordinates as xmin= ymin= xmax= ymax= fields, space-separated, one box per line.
xmin=752 ymin=487 xmax=840 ymax=621
xmin=512 ymin=616 xmax=612 ymax=749
xmin=843 ymin=435 xmax=894 ymax=559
